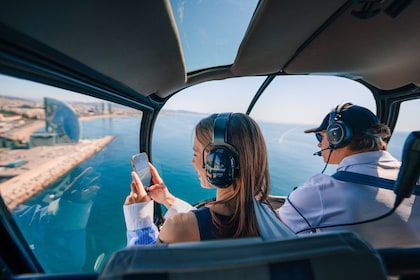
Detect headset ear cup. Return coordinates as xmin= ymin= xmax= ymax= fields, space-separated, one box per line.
xmin=205 ymin=147 xmax=238 ymax=188
xmin=326 ymin=121 xmax=352 ymax=148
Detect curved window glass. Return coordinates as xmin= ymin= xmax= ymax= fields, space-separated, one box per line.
xmin=170 ymin=0 xmax=259 ymax=72
xmin=2 ymin=73 xmax=418 ymax=275
xmin=160 ymin=75 xmax=377 ymax=198
xmin=0 ymin=74 xmax=142 ymax=273
xmin=154 ymin=77 xmax=265 ymax=205
xmin=250 ymin=75 xmax=376 ymax=195
xmin=388 ymin=99 xmax=420 ymax=160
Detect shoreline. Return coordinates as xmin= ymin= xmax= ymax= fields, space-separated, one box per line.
xmin=0 ymin=136 xmax=115 ymax=210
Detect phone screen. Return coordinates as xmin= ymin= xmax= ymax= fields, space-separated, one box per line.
xmin=131 ymin=152 xmax=152 ymax=190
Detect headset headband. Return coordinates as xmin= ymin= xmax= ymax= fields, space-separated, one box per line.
xmin=329 ymin=102 xmax=353 ymax=123
xmin=202 ymin=112 xmax=239 ymax=188
xmin=213 ymin=112 xmax=232 ymax=145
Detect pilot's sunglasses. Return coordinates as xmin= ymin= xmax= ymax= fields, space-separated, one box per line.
xmin=315 ymin=132 xmax=323 ymax=143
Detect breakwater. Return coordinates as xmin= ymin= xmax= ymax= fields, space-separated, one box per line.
xmin=0 ymin=136 xmax=115 ymax=210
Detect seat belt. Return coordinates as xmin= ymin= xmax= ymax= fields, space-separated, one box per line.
xmin=332 ymin=171 xmax=420 ymax=196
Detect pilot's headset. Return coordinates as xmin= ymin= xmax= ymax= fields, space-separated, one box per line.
xmin=326 ymin=102 xmax=354 ymax=149
xmin=202 ymin=113 xmax=240 ymax=188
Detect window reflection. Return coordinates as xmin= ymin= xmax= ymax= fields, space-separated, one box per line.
xmin=0 ymin=75 xmax=141 ymax=273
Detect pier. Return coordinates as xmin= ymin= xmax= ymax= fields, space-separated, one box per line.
xmin=0 ymin=136 xmax=115 ymax=210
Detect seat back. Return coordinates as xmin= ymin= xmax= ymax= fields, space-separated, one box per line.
xmin=99 ymin=231 xmax=387 ymax=280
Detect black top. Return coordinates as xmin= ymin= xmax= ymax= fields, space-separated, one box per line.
xmin=191 ymin=207 xmax=229 ymax=240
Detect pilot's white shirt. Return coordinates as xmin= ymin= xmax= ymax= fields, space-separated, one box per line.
xmin=278 ymin=150 xmax=420 ymax=249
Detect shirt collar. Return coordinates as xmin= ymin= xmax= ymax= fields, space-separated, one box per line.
xmin=337 ymin=150 xmax=398 ymax=171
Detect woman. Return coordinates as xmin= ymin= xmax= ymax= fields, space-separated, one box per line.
xmin=124 ymin=112 xmax=271 ymax=244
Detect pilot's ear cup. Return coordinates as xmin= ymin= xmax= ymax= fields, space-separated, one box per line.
xmin=326 ymin=102 xmax=354 ymax=149
xmin=326 ymin=121 xmax=352 ymax=148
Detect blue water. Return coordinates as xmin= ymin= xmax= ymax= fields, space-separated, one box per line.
xmin=24 ymin=112 xmax=410 ymax=272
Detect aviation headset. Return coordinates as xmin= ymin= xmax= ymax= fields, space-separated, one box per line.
xmin=325 ymin=102 xmax=354 ymax=149
xmin=202 ymin=112 xmax=240 ymax=188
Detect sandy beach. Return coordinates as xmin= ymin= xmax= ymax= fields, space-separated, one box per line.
xmin=0 ymin=136 xmax=115 ymax=210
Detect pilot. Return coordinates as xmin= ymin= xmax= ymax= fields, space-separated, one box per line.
xmin=277 ymin=102 xmax=420 ymax=248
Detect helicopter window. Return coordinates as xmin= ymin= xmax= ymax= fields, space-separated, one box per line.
xmin=155 ymin=77 xmax=266 ymax=206
xmin=170 ymin=0 xmax=259 ymax=72
xmin=249 ymin=75 xmax=377 ymax=194
xmin=1 ymin=73 xmax=418 ymax=275
xmin=0 ymin=74 xmax=143 ymax=273
xmin=160 ymin=75 xmax=378 ymax=197
xmin=388 ymin=99 xmax=420 ymax=160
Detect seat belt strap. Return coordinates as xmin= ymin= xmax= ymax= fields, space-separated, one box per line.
xmin=332 ymin=171 xmax=420 ymax=196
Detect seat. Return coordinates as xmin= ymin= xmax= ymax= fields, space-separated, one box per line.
xmin=98 ymin=231 xmax=387 ymax=280
xmin=378 ymin=247 xmax=420 ymax=278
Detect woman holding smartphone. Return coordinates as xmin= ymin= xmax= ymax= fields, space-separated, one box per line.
xmin=123 ymin=112 xmax=272 ymax=244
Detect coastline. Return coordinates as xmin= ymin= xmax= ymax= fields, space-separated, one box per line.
xmin=0 ymin=136 xmax=115 ymax=210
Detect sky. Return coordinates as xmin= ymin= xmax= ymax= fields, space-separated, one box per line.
xmin=163 ymin=75 xmax=376 ymax=123
xmin=171 ymin=0 xmax=258 ymax=72
xmin=0 ymin=74 xmax=99 ymax=103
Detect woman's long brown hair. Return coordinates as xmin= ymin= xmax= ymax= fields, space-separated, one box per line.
xmin=195 ymin=113 xmax=270 ymax=238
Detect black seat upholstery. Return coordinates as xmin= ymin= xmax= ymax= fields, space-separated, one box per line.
xmin=378 ymin=247 xmax=420 ymax=278
xmin=99 ymin=231 xmax=387 ymax=280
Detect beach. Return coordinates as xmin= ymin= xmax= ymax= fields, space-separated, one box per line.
xmin=0 ymin=136 xmax=115 ymax=210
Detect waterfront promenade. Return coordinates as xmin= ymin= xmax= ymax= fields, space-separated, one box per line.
xmin=0 ymin=136 xmax=115 ymax=210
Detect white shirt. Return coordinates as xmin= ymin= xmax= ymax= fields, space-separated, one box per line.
xmin=123 ymin=198 xmax=195 ymax=245
xmin=278 ymin=150 xmax=420 ymax=249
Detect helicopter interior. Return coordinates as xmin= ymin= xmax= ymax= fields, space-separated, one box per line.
xmin=1 ymin=0 xmax=420 ymax=279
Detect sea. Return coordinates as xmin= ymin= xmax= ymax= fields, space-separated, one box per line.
xmin=23 ymin=111 xmax=410 ymax=273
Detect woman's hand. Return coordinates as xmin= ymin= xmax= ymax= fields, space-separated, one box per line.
xmin=124 ymin=171 xmax=150 ymax=205
xmin=147 ymin=163 xmax=176 ymax=209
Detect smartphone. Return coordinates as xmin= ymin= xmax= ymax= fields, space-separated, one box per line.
xmin=131 ymin=152 xmax=152 ymax=191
